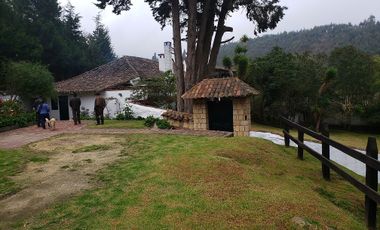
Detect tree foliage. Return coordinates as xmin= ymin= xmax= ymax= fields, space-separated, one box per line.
xmin=95 ymin=0 xmax=286 ymax=112
xmin=4 ymin=62 xmax=55 ymax=100
xmin=0 ymin=0 xmax=117 ymax=83
xmin=131 ymin=71 xmax=176 ymax=109
xmin=247 ymin=45 xmax=380 ymax=129
xmin=218 ymin=16 xmax=380 ymax=63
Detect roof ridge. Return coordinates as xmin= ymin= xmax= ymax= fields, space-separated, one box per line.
xmin=124 ymin=56 xmax=139 ymax=77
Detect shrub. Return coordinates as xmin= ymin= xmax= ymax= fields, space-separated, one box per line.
xmin=144 ymin=116 xmax=171 ymax=129
xmin=115 ymin=113 xmax=125 ymax=120
xmin=0 ymin=100 xmax=34 ymax=128
xmin=156 ymin=119 xmax=171 ymax=129
xmin=123 ymin=102 xmax=134 ymax=120
xmin=144 ymin=115 xmax=157 ymax=128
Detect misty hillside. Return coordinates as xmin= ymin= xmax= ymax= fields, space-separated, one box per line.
xmin=218 ymin=16 xmax=380 ymax=63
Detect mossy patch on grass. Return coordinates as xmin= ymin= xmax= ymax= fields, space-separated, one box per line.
xmin=72 ymin=144 xmax=112 ymax=153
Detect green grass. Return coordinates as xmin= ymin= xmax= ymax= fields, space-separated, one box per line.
xmin=0 ymin=149 xmax=49 ymax=198
xmin=72 ymin=144 xmax=112 ymax=153
xmin=252 ymin=122 xmax=380 ymax=150
xmin=14 ymin=134 xmax=373 ymax=229
xmin=86 ymin=120 xmax=146 ymax=129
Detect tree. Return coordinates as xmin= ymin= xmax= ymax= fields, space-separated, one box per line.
xmin=131 ymin=71 xmax=176 ymax=109
xmin=329 ymin=46 xmax=375 ymax=128
xmin=95 ymin=0 xmax=286 ymax=112
xmin=4 ymin=62 xmax=55 ymax=101
xmin=314 ymin=67 xmax=336 ymax=131
xmin=87 ymin=14 xmax=117 ymax=67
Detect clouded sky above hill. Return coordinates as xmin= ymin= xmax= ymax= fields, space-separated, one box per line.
xmin=58 ymin=0 xmax=380 ymax=59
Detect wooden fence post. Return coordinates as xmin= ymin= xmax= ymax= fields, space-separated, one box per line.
xmin=321 ymin=123 xmax=330 ymax=180
xmin=298 ymin=129 xmax=304 ymax=160
xmin=284 ymin=124 xmax=290 ymax=147
xmin=365 ymin=137 xmax=378 ymax=230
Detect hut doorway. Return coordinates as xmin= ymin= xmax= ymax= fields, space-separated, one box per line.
xmin=207 ymin=99 xmax=233 ymax=132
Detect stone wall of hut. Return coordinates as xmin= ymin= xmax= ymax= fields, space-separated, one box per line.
xmin=193 ymin=99 xmax=209 ymax=131
xmin=232 ymin=97 xmax=251 ymax=136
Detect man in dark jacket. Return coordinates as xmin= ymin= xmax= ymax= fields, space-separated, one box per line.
xmin=33 ymin=97 xmax=42 ymax=127
xmin=38 ymin=100 xmax=50 ymax=129
xmin=94 ymin=93 xmax=106 ymax=125
xmin=69 ymin=92 xmax=81 ymax=125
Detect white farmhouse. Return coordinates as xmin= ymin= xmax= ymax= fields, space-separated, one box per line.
xmin=52 ymin=56 xmax=161 ymax=120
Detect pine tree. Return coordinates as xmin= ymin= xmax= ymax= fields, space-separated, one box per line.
xmin=87 ymin=13 xmax=117 ymax=67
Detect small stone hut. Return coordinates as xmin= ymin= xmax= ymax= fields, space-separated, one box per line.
xmin=181 ymin=77 xmax=260 ymax=136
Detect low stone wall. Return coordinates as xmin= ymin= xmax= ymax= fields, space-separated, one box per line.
xmin=162 ymin=110 xmax=193 ymax=129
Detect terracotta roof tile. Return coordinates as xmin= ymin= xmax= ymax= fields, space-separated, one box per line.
xmin=182 ymin=77 xmax=259 ymax=99
xmin=55 ymin=56 xmax=160 ymax=93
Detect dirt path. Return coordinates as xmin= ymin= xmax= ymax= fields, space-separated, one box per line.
xmin=0 ymin=134 xmax=125 ymax=227
xmin=0 ymin=121 xmax=85 ymax=149
xmin=0 ymin=121 xmax=231 ymax=149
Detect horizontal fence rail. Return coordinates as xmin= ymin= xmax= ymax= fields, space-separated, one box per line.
xmin=282 ymin=117 xmax=380 ymax=171
xmin=280 ymin=116 xmax=379 ymax=229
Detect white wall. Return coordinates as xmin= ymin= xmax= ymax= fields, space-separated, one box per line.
xmin=48 ymin=99 xmax=60 ymax=120
xmin=103 ymin=90 xmax=133 ymax=117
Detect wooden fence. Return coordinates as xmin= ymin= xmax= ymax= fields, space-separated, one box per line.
xmin=281 ymin=117 xmax=379 ymax=230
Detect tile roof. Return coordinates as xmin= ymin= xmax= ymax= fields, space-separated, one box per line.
xmin=55 ymin=56 xmax=160 ymax=93
xmin=181 ymin=77 xmax=259 ymax=99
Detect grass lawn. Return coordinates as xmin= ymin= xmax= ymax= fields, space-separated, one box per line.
xmin=252 ymin=122 xmax=380 ymax=150
xmin=86 ymin=119 xmax=146 ymax=129
xmin=3 ymin=134 xmax=373 ymax=229
xmin=0 ymin=149 xmax=49 ymax=198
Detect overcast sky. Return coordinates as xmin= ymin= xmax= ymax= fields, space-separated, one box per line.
xmin=58 ymin=0 xmax=380 ymax=59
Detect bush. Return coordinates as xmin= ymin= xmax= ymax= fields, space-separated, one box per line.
xmin=156 ymin=119 xmax=171 ymax=129
xmin=144 ymin=115 xmax=157 ymax=128
xmin=80 ymin=108 xmax=94 ymax=120
xmin=144 ymin=116 xmax=171 ymax=129
xmin=0 ymin=100 xmax=34 ymax=128
xmin=115 ymin=113 xmax=125 ymax=120
xmin=123 ymin=102 xmax=134 ymax=120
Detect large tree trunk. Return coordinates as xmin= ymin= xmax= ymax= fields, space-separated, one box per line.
xmin=184 ymin=0 xmax=197 ymax=113
xmin=171 ymin=0 xmax=185 ymax=112
xmin=193 ymin=0 xmax=215 ymax=84
xmin=207 ymin=0 xmax=233 ymax=74
xmin=197 ymin=5 xmax=216 ymax=81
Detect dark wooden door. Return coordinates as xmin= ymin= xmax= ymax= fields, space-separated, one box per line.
xmin=59 ymin=96 xmax=69 ymax=120
xmin=208 ymin=99 xmax=233 ymax=132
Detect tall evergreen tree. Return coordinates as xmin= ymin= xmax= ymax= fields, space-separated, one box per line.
xmin=87 ymin=13 xmax=117 ymax=67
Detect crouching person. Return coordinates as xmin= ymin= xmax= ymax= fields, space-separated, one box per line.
xmin=94 ymin=92 xmax=106 ymax=125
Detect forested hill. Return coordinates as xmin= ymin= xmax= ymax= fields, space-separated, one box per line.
xmin=218 ymin=16 xmax=380 ymax=62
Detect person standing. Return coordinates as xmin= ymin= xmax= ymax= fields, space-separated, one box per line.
xmin=69 ymin=92 xmax=81 ymax=125
xmin=38 ymin=100 xmax=50 ymax=129
xmin=33 ymin=97 xmax=42 ymax=127
xmin=94 ymin=93 xmax=106 ymax=125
